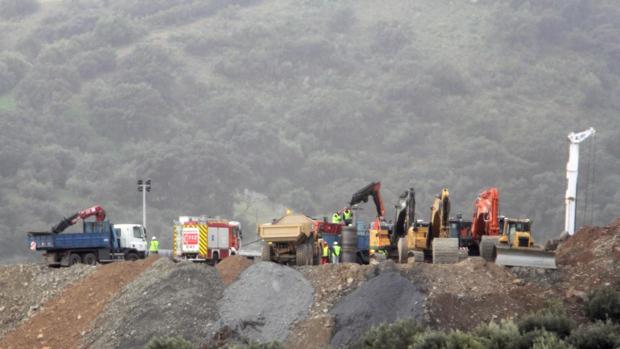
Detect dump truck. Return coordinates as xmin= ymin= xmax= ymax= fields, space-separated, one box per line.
xmin=259 ymin=213 xmax=341 ymax=265
xmin=173 ymin=216 xmax=241 ymax=263
xmin=28 ymin=221 xmax=147 ymax=267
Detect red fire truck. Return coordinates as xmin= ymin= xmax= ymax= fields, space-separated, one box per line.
xmin=173 ymin=216 xmax=241 ymax=263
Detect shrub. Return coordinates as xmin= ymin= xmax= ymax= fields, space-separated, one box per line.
xmin=474 ymin=320 xmax=521 ymax=349
xmin=568 ymin=321 xmax=620 ymax=349
xmin=0 ymin=0 xmax=39 ymax=19
xmin=518 ymin=311 xmax=573 ymax=339
xmin=355 ymin=319 xmax=424 ymax=349
xmin=228 ymin=342 xmax=283 ymax=349
xmin=585 ymin=287 xmax=620 ymax=323
xmin=531 ymin=331 xmax=571 ymax=349
xmin=94 ymin=16 xmax=142 ymax=46
xmin=144 ymin=336 xmax=195 ymax=349
xmin=412 ymin=331 xmax=485 ymax=349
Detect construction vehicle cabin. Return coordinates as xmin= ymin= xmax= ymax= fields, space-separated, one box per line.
xmin=173 ymin=216 xmax=241 ymax=263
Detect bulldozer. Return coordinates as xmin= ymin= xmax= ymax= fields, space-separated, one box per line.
xmin=495 ymin=217 xmax=557 ymax=269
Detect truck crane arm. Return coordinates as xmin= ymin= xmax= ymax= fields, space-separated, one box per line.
xmin=51 ymin=205 xmax=106 ymax=234
xmin=470 ymin=187 xmax=499 ymax=241
xmin=349 ymin=181 xmax=385 ymax=218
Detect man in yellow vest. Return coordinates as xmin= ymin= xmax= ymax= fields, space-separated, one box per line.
xmin=149 ymin=236 xmax=159 ymax=255
xmin=320 ymin=240 xmax=330 ymax=264
xmin=332 ymin=241 xmax=341 ymax=264
xmin=343 ymin=209 xmax=353 ymax=225
xmin=332 ymin=212 xmax=342 ymax=224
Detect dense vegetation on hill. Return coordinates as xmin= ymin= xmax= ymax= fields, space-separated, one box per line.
xmin=0 ymin=0 xmax=619 ymax=260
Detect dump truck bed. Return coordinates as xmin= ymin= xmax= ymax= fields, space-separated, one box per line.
xmin=28 ymin=232 xmax=113 ymax=251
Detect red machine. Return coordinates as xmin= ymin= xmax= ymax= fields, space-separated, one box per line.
xmin=350 ymin=181 xmax=385 ymax=219
xmin=470 ymin=187 xmax=499 ymax=241
xmin=52 ymin=205 xmax=107 ymax=234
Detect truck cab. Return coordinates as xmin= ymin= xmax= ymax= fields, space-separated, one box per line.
xmin=113 ymin=224 xmax=148 ymax=257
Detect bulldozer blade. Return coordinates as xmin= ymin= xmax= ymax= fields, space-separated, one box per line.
xmin=495 ymin=246 xmax=557 ymax=269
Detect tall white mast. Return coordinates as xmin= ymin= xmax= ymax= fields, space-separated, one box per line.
xmin=564 ymin=127 xmax=596 ymax=235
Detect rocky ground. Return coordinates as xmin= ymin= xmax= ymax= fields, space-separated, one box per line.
xmin=0 ymin=263 xmax=95 ymax=339
xmin=0 ymin=220 xmax=617 ymax=349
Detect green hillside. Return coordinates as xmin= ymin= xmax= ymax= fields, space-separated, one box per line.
xmin=1 ymin=0 xmax=619 ymax=260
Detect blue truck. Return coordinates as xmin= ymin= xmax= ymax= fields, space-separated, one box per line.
xmin=28 ymin=221 xmax=148 ymax=267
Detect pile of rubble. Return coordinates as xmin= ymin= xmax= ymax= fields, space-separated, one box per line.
xmin=0 ymin=263 xmax=95 ymax=339
xmin=86 ymin=258 xmax=224 ymax=349
xmin=0 ymin=257 xmax=157 ymax=349
xmin=556 ymin=220 xmax=620 ymax=292
xmin=215 ymin=255 xmax=254 ymax=285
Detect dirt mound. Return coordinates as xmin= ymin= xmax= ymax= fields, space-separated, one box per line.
xmin=329 ymin=269 xmax=425 ymax=348
xmin=556 ymin=222 xmax=620 ymax=291
xmin=86 ymin=258 xmax=224 ymax=349
xmin=216 ymin=256 xmax=253 ymax=285
xmin=0 ymin=257 xmax=157 ymax=349
xmin=217 ymin=262 xmax=313 ymax=343
xmin=404 ymin=257 xmax=548 ymax=331
xmin=0 ymin=263 xmax=95 ymax=339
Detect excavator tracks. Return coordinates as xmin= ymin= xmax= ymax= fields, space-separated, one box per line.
xmin=432 ymin=238 xmax=459 ymax=264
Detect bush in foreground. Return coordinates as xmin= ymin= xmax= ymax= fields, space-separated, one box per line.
xmin=145 ymin=336 xmax=195 ymax=349
xmin=585 ymin=287 xmax=620 ymax=323
xmin=568 ymin=321 xmax=620 ymax=349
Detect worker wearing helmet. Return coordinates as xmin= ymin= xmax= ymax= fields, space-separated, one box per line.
xmin=320 ymin=240 xmax=329 ymax=264
xmin=149 ymin=236 xmax=159 ymax=255
xmin=332 ymin=241 xmax=341 ymax=264
xmin=331 ymin=212 xmax=342 ymax=224
xmin=343 ymin=209 xmax=353 ymax=225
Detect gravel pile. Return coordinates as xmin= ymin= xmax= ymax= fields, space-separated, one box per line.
xmin=86 ymin=258 xmax=224 ymax=349
xmin=218 ymin=262 xmax=313 ymax=343
xmin=0 ymin=263 xmax=94 ymax=338
xmin=329 ymin=270 xmax=425 ymax=348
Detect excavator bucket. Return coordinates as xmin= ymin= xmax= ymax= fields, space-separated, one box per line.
xmin=495 ymin=245 xmax=557 ymax=269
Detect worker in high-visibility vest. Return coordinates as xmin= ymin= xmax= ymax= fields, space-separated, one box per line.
xmin=331 ymin=212 xmax=342 ymax=224
xmin=332 ymin=241 xmax=341 ymax=264
xmin=149 ymin=236 xmax=159 ymax=255
xmin=320 ymin=240 xmax=330 ymax=264
xmin=343 ymin=209 xmax=353 ymax=225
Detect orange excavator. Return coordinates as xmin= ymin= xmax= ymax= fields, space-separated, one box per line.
xmin=470 ymin=188 xmax=556 ymax=268
xmin=51 ymin=205 xmax=107 ymax=234
xmin=470 ymin=187 xmax=500 ymax=261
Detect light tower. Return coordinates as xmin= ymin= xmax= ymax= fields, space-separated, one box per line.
xmin=564 ymin=127 xmax=595 ymax=235
xmin=137 ymin=179 xmax=151 ymax=228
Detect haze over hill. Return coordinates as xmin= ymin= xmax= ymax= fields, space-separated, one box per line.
xmin=0 ymin=0 xmax=619 ymax=261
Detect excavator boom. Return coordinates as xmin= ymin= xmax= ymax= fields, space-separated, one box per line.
xmin=350 ymin=182 xmax=385 ymax=218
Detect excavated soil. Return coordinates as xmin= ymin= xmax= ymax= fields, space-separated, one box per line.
xmin=86 ymin=258 xmax=224 ymax=349
xmin=216 ymin=255 xmax=254 ymax=285
xmin=0 ymin=256 xmax=158 ymax=349
xmin=0 ymin=263 xmax=95 ymax=339
xmin=407 ymin=257 xmax=549 ymax=331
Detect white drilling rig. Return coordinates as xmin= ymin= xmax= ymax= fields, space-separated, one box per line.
xmin=564 ymin=127 xmax=596 ymax=236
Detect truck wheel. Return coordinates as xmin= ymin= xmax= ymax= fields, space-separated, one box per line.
xmin=125 ymin=252 xmax=139 ymax=261
xmin=83 ymin=253 xmax=97 ymax=266
xmin=397 ymin=237 xmax=408 ymax=264
xmin=261 ymin=243 xmax=271 ymax=262
xmin=480 ymin=236 xmax=499 ymax=262
xmin=69 ymin=253 xmax=81 ymax=266
xmin=296 ymin=241 xmax=307 ymax=266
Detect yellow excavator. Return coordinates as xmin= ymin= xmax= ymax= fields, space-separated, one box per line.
xmin=395 ymin=188 xmax=459 ymax=264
